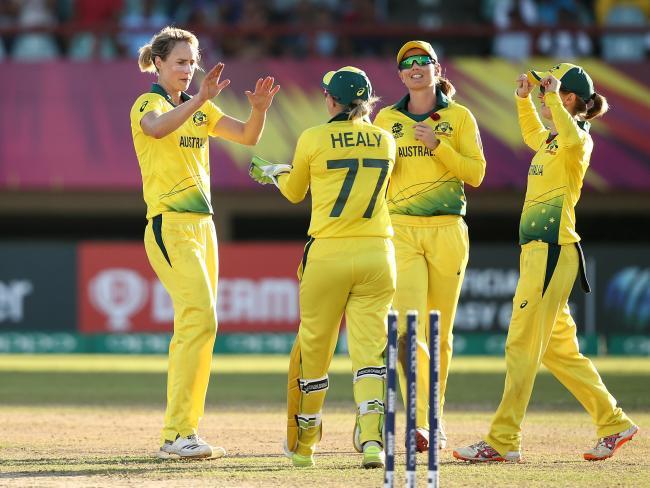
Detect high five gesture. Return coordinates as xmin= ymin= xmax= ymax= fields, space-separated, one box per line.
xmin=198 ymin=63 xmax=231 ymax=102
xmin=246 ymin=76 xmax=281 ymax=112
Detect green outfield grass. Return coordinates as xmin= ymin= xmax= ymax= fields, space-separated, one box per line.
xmin=0 ymin=355 xmax=648 ymax=410
xmin=0 ymin=355 xmax=648 ymax=487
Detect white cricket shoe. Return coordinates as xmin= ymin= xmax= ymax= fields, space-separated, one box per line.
xmin=439 ymin=422 xmax=448 ymax=449
xmin=453 ymin=440 xmax=521 ymax=463
xmin=583 ymin=425 xmax=639 ymax=461
xmin=158 ymin=434 xmax=225 ymax=459
xmin=283 ymin=439 xmax=293 ymax=458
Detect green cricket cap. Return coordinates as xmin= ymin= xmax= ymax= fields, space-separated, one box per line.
xmin=321 ymin=66 xmax=372 ymax=106
xmin=527 ymin=62 xmax=595 ymax=102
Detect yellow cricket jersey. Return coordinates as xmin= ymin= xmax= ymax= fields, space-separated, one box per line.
xmin=277 ymin=113 xmax=396 ymax=238
xmin=516 ymin=92 xmax=593 ymax=245
xmin=374 ymin=87 xmax=486 ymax=217
xmin=130 ymin=83 xmax=224 ymax=219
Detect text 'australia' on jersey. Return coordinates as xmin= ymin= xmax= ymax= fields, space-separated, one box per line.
xmin=277 ymin=114 xmax=396 ymax=238
xmin=130 ymin=83 xmax=224 ymax=219
xmin=516 ymin=92 xmax=593 ymax=245
xmin=374 ymin=89 xmax=486 ymax=218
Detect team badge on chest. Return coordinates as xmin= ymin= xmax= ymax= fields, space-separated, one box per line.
xmin=193 ymin=111 xmax=208 ymax=127
xmin=433 ymin=121 xmax=453 ymax=137
xmin=545 ymin=139 xmax=558 ymax=155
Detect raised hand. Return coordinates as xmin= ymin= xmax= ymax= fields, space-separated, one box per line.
xmin=516 ymin=73 xmax=533 ymax=98
xmin=413 ymin=122 xmax=440 ymax=150
xmin=198 ymin=63 xmax=231 ymax=102
xmin=245 ymin=76 xmax=281 ymax=112
xmin=540 ymin=74 xmax=561 ymax=95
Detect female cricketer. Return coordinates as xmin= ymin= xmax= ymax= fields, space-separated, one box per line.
xmin=454 ymin=63 xmax=638 ymax=462
xmin=373 ymin=40 xmax=486 ymax=451
xmin=129 ymin=26 xmax=279 ymax=459
xmin=250 ymin=66 xmax=396 ymax=469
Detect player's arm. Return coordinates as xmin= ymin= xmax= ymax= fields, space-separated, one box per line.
xmin=211 ymin=76 xmax=280 ymax=146
xmin=140 ymin=96 xmax=205 ymax=139
xmin=140 ymin=63 xmax=230 ymax=139
xmin=430 ymin=110 xmax=486 ymax=187
xmin=413 ymin=111 xmax=486 ymax=187
xmin=515 ymin=73 xmax=548 ymax=151
xmin=544 ymin=93 xmax=588 ymax=149
xmin=249 ymin=132 xmax=310 ymax=202
xmin=277 ymin=132 xmax=311 ymax=203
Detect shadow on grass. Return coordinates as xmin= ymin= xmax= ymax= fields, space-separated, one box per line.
xmin=0 ymin=452 xmax=375 ymax=478
xmin=0 ymin=371 xmax=647 ymax=410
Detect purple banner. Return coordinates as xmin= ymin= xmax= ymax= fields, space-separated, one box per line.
xmin=0 ymin=59 xmax=648 ymax=190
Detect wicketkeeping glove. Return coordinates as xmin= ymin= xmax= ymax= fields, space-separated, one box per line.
xmin=249 ymin=156 xmax=291 ymax=188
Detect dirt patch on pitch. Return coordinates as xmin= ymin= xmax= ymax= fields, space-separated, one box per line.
xmin=1 ymin=406 xmax=648 ymax=487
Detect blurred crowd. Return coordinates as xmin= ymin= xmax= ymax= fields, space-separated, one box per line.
xmin=0 ymin=0 xmax=648 ymax=62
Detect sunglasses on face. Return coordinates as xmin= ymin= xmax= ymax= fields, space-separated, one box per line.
xmin=398 ymin=54 xmax=435 ymax=70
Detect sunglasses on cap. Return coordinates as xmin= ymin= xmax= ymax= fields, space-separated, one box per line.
xmin=398 ymin=54 xmax=435 ymax=70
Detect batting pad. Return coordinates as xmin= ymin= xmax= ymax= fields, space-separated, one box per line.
xmin=298 ymin=375 xmax=329 ymax=394
xmin=358 ymin=398 xmax=385 ymax=416
xmin=353 ymin=366 xmax=387 ymax=383
xmin=286 ymin=336 xmax=301 ymax=453
xmin=296 ymin=412 xmax=322 ymax=429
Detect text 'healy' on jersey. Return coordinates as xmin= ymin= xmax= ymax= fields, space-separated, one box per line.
xmin=330 ymin=131 xmax=383 ymax=148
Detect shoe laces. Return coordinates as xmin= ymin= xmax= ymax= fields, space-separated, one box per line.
xmin=595 ymin=434 xmax=619 ymax=451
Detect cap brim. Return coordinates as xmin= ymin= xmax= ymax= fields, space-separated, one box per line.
xmin=526 ymin=70 xmax=549 ymax=86
xmin=397 ymin=41 xmax=436 ymax=64
xmin=321 ymin=70 xmax=336 ymax=90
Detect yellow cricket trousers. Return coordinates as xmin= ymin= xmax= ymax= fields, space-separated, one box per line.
xmin=486 ymin=241 xmax=634 ymax=454
xmin=290 ymin=237 xmax=396 ymax=456
xmin=390 ymin=214 xmax=469 ymax=429
xmin=144 ymin=212 xmax=218 ymax=443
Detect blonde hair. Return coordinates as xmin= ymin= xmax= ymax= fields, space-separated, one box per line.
xmin=436 ymin=77 xmax=456 ymax=99
xmin=346 ymin=95 xmax=380 ymax=120
xmin=561 ymin=90 xmax=609 ymax=121
xmin=138 ymin=26 xmax=200 ymax=73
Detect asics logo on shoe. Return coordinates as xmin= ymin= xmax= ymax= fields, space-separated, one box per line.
xmin=476 ymin=441 xmax=500 ymax=458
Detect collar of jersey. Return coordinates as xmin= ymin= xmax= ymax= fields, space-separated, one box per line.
xmin=327 ymin=112 xmax=371 ymax=123
xmin=393 ymin=85 xmax=449 ymax=122
xmin=150 ymin=83 xmax=192 ymax=107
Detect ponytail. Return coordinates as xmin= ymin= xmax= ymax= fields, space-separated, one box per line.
xmin=346 ymin=95 xmax=380 ymax=121
xmin=564 ymin=90 xmax=609 ymax=121
xmin=584 ymin=93 xmax=609 ymax=121
xmin=436 ymin=77 xmax=456 ymax=99
xmin=138 ymin=44 xmax=155 ymax=73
